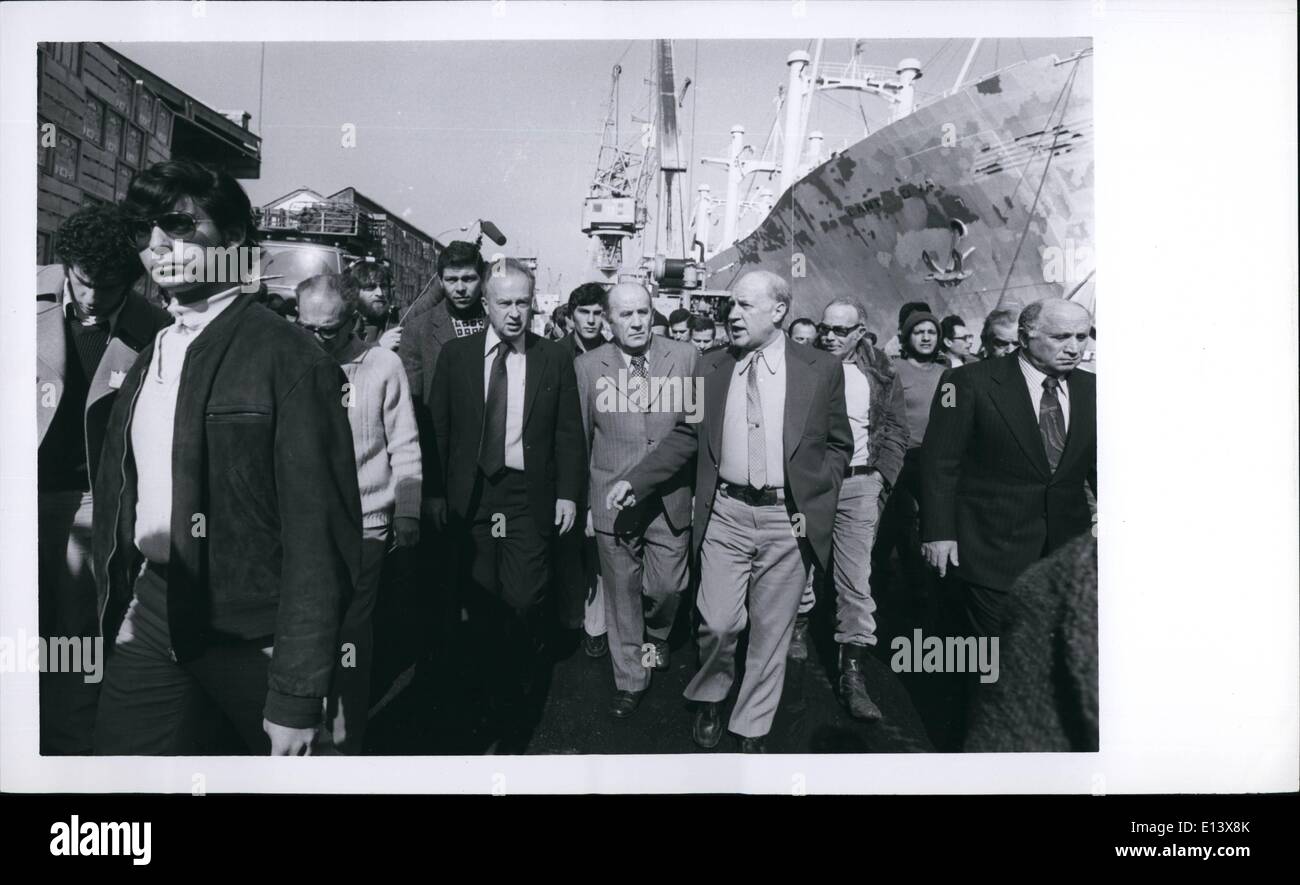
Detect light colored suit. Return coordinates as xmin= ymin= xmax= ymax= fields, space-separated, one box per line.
xmin=576 ymin=336 xmax=697 ymax=691
xmin=35 ymin=265 xmax=168 ymax=754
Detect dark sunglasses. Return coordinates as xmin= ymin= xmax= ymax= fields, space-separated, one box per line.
xmin=127 ymin=211 xmax=210 ymax=247
xmin=817 ymin=322 xmax=862 ymax=337
xmin=297 ymin=317 xmax=351 ymax=339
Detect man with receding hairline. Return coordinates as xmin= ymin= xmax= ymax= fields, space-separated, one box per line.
xmin=610 ymin=269 xmax=853 ymax=752
xmin=921 ymin=297 xmax=1097 ymax=638
xmin=427 ymin=258 xmax=585 ymax=750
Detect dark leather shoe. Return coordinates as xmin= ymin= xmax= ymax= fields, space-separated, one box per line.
xmin=651 ymin=639 xmax=670 ymax=670
xmin=739 ymin=736 xmax=767 ymax=753
xmin=838 ymin=643 xmax=883 ymax=722
xmin=787 ymin=615 xmax=810 ymax=662
xmin=583 ymin=632 xmax=608 ymax=658
xmin=609 ymin=689 xmax=645 ymax=719
xmin=692 ymin=702 xmax=723 ymax=749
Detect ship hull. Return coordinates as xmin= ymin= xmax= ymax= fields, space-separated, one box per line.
xmin=705 ymin=52 xmax=1094 ymax=341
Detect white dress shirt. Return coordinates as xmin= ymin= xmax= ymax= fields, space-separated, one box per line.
xmin=132 ymin=287 xmax=240 ymax=564
xmin=842 ymin=361 xmax=872 ymax=466
xmin=1018 ymin=353 xmax=1071 ymax=431
xmin=483 ymin=326 xmax=527 ymax=471
xmin=719 ymin=333 xmax=787 ymax=488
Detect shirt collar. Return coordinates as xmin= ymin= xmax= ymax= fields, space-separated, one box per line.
xmin=619 ymin=343 xmax=650 ymax=368
xmin=1018 ymin=353 xmax=1069 ymax=396
xmin=485 ymin=324 xmax=526 ymax=356
xmin=63 ymin=280 xmax=128 ymax=331
xmin=167 ymin=285 xmax=241 ymax=333
xmin=744 ymin=332 xmax=785 ymax=374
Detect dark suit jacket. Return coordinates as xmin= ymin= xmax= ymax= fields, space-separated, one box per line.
xmin=36 ymin=266 xmax=169 ymax=490
xmin=576 ymin=336 xmax=698 ymax=535
xmin=625 ymin=339 xmax=853 ymax=571
xmin=398 ymin=300 xmax=462 ymax=482
xmin=94 ymin=296 xmax=362 ymax=728
xmin=428 ymin=329 xmax=585 ymax=535
xmin=919 ymin=353 xmax=1097 ymax=591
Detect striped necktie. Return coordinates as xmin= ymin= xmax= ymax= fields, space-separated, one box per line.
xmin=1039 ymin=376 xmax=1066 ymax=471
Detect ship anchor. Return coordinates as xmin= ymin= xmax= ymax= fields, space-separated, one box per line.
xmin=923 ymin=219 xmax=976 ymax=287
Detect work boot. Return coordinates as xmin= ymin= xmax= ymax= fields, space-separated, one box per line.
xmin=787 ymin=615 xmax=810 ymax=662
xmin=838 ymin=643 xmax=883 ymax=722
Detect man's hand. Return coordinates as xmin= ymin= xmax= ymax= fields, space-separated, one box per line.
xmin=378 ymin=325 xmax=402 ymax=351
xmin=392 ymin=516 xmax=420 ymax=548
xmin=264 ymin=719 xmax=317 ymax=756
xmin=555 ymin=499 xmax=576 ymax=535
xmin=606 ymin=480 xmax=636 ymax=511
xmin=584 ymin=509 xmax=595 ymax=538
xmin=921 ymin=540 xmax=960 ymax=578
xmin=422 ymin=497 xmax=447 ymax=531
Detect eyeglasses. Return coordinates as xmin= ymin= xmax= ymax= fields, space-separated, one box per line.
xmin=816 ymin=322 xmax=862 ymax=337
xmin=297 ymin=318 xmax=352 ymax=339
xmin=127 ymin=211 xmax=211 ymax=247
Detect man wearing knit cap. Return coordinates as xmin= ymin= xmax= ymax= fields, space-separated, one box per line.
xmin=297 ymin=273 xmax=423 ymax=753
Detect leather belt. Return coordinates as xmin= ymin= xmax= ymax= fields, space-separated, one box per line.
xmin=845 ymin=465 xmax=876 ymax=478
xmin=717 ymin=481 xmax=785 ymax=506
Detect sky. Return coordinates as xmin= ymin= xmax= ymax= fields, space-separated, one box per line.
xmin=109 ymin=37 xmax=1089 ymax=294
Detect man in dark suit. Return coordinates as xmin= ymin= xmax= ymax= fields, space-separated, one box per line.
xmin=396 ymin=240 xmax=489 ymax=656
xmin=577 ymin=282 xmax=698 ymax=718
xmin=36 ymin=206 xmax=170 ymax=754
xmin=920 ymin=297 xmax=1096 ymax=637
xmin=427 ymin=258 xmax=585 ymax=750
xmin=610 ymin=270 xmax=853 ymax=752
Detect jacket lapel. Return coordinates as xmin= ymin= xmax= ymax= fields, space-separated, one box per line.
xmin=522 ymin=332 xmax=543 ymax=430
xmin=783 ymin=344 xmax=816 ymax=460
xmin=705 ymin=348 xmax=737 ymax=462
xmin=1052 ymin=370 xmax=1094 ymax=481
xmin=36 ymin=302 xmax=67 ymax=445
xmin=989 ymin=355 xmax=1052 ymax=479
xmin=646 ymin=335 xmax=675 ymax=411
xmin=86 ymin=294 xmax=160 ymax=411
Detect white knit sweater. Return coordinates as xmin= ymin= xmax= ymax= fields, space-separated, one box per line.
xmin=338 ymin=341 xmax=422 ymax=528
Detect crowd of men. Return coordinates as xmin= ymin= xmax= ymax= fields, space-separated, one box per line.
xmin=36 ymin=158 xmax=1097 ymax=756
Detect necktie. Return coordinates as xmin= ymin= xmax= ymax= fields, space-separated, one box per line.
xmin=629 ymin=354 xmax=648 ymax=411
xmin=1039 ymin=376 xmax=1066 ymax=471
xmin=747 ymin=353 xmax=767 ymax=489
xmin=478 ymin=340 xmax=512 ymax=476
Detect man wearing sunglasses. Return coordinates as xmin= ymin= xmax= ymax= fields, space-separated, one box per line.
xmin=92 ymin=160 xmax=362 ymax=756
xmin=36 ymin=205 xmax=170 ymax=754
xmin=295 ymin=273 xmax=422 ymax=753
xmin=802 ymin=299 xmax=908 ymax=721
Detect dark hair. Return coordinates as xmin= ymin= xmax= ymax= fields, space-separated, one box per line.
xmin=788 ymin=317 xmax=817 ymax=336
xmin=551 ymin=303 xmax=570 ymax=324
xmin=123 ymin=159 xmax=255 ymax=247
xmin=940 ymin=314 xmax=966 ymax=345
xmin=568 ymin=282 xmax=606 ymax=313
xmin=436 ymin=240 xmax=486 ymax=279
xmin=668 ymin=308 xmax=691 ymax=327
xmin=346 ymin=261 xmax=390 ymax=290
xmin=864 ymin=331 xmax=878 ymax=346
xmin=651 ymin=310 xmax=669 ymax=329
xmin=688 ymin=314 xmax=715 ymax=334
xmin=898 ymin=301 xmax=932 ymax=328
xmin=54 ymin=204 xmax=144 ymax=286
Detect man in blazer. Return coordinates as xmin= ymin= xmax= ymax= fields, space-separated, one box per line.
xmin=427 ymin=258 xmax=585 ymax=750
xmin=92 ymin=160 xmax=361 ymax=756
xmin=36 ymin=206 xmax=170 ymax=754
xmin=577 ymin=282 xmax=698 ymax=718
xmin=920 ymin=297 xmax=1097 ymax=637
xmin=610 ymin=270 xmax=853 ymax=752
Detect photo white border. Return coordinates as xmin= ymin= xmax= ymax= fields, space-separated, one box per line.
xmin=2 ymin=0 xmax=1296 ymax=795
